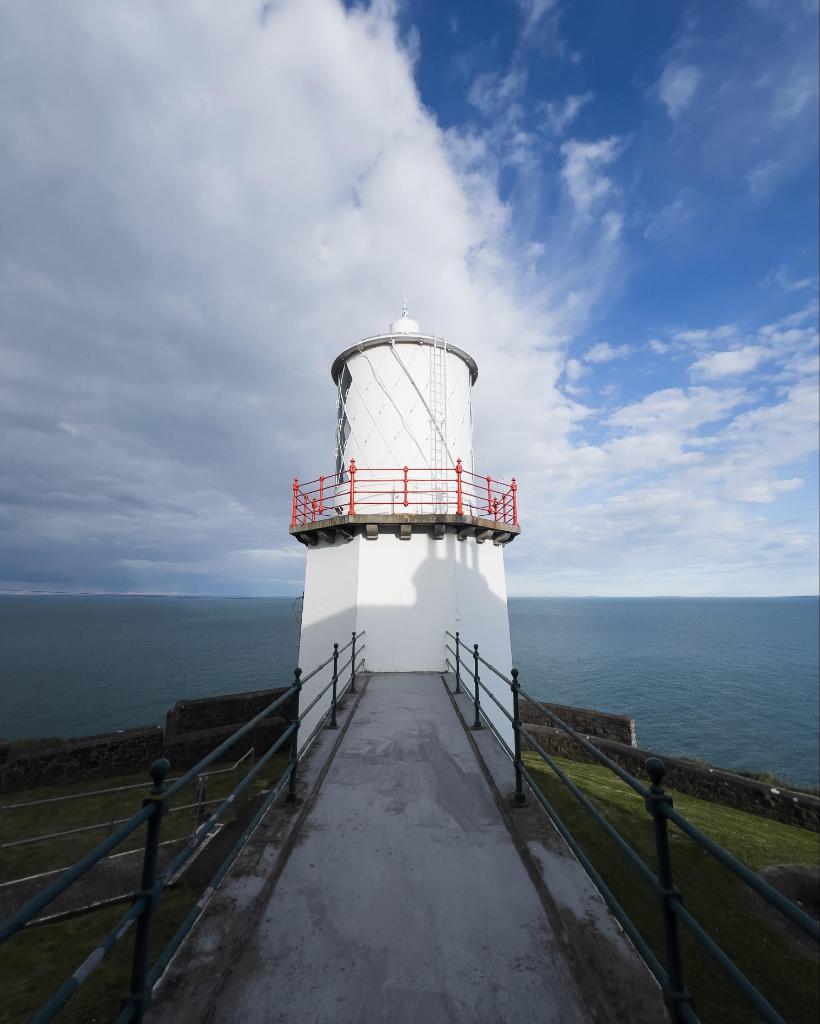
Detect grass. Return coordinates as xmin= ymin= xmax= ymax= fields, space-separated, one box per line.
xmin=523 ymin=751 xmax=820 ymax=1024
xmin=0 ymin=886 xmax=198 ymax=1024
xmin=0 ymin=755 xmax=289 ymax=882
xmin=0 ymin=752 xmax=293 ymax=1022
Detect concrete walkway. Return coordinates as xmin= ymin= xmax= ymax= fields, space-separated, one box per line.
xmin=153 ymin=674 xmax=595 ymax=1023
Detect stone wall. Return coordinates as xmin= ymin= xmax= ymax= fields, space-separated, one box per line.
xmin=523 ymin=724 xmax=819 ymax=832
xmin=0 ymin=727 xmax=164 ymax=793
xmin=163 ymin=688 xmax=296 ymax=770
xmin=520 ymin=698 xmax=636 ymax=746
xmin=0 ymin=686 xmax=294 ymax=794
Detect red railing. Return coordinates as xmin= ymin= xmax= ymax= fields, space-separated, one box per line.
xmin=290 ymin=459 xmax=518 ymax=528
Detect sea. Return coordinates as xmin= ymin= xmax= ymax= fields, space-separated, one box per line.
xmin=0 ymin=595 xmax=817 ymax=788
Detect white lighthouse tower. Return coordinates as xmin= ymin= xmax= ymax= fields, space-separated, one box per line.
xmin=290 ymin=309 xmax=519 ymax=744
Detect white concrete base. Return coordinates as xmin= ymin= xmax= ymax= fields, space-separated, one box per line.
xmin=297 ymin=530 xmax=513 ymax=749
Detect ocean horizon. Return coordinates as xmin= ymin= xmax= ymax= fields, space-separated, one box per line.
xmin=1 ymin=593 xmax=817 ymax=788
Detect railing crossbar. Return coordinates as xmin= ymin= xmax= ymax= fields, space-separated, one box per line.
xmin=663 ymin=804 xmax=819 ymax=940
xmin=469 ymin=697 xmax=515 ymax=761
xmin=450 ymin=629 xmax=817 ymax=1024
xmin=518 ymin=761 xmax=670 ymax=990
xmin=160 ymin=722 xmax=297 ymax=882
xmin=445 ymin=644 xmax=516 ymax=726
xmin=31 ymin=895 xmax=148 ymax=1023
xmin=517 ymin=686 xmax=651 ymax=799
xmin=474 ymin=651 xmax=513 ymax=685
xmin=520 ymin=727 xmax=662 ymax=892
xmin=145 ymin=669 xmax=375 ymax=1014
xmin=296 ymin=655 xmax=365 ymax=759
xmin=137 ymin=764 xmax=298 ymax=1019
xmin=671 ymin=901 xmax=784 ymax=1023
xmin=298 ymin=654 xmax=354 ymax=720
xmin=164 ymin=686 xmax=298 ymax=801
xmin=0 ymin=802 xmax=155 ymax=943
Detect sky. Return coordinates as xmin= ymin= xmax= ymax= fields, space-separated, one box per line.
xmin=0 ymin=0 xmax=817 ymax=597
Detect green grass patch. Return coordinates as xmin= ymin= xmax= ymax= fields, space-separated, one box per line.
xmin=0 ymin=886 xmax=198 ymax=1024
xmin=0 ymin=753 xmax=293 ymax=1021
xmin=523 ymin=752 xmax=819 ymax=1024
xmin=1 ymin=756 xmax=291 ymax=882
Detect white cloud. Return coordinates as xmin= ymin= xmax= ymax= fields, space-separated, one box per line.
xmin=747 ymin=158 xmax=781 ymax=199
xmin=542 ymin=92 xmax=594 ymax=135
xmin=779 ymin=352 xmax=820 ymax=379
xmin=770 ymin=69 xmax=818 ymax=126
xmin=606 ymin=387 xmax=746 ymax=433
xmin=515 ymin=0 xmax=559 ymax=37
xmin=467 ymin=68 xmax=527 ymax=116
xmin=673 ymin=324 xmax=740 ymax=347
xmin=653 ymin=62 xmax=701 ymax=119
xmin=565 ymin=357 xmax=588 ymax=383
xmin=643 ymin=187 xmax=696 ymax=240
xmin=649 ymin=339 xmax=670 ymax=354
xmin=585 ymin=341 xmax=631 ymax=363
xmin=690 ymin=345 xmax=772 ymax=379
xmin=722 ymin=379 xmax=819 ymax=468
xmin=560 ymin=136 xmax=624 ymax=215
xmin=759 ymin=265 xmax=816 ymax=292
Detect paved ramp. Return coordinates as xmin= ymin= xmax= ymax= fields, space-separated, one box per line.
xmin=153 ymin=673 xmax=594 ymax=1023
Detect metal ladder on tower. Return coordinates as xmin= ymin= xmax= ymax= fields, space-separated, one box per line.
xmin=429 ymin=338 xmax=448 ymax=513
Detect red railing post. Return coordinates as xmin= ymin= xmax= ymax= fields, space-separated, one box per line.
xmin=289 ymin=464 xmax=517 ymax=529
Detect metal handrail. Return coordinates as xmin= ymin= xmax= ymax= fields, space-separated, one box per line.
xmin=159 ymin=723 xmax=297 ymax=883
xmin=164 ymin=686 xmax=297 ymax=802
xmin=446 ymin=631 xmax=819 ymax=1024
xmin=446 ymin=646 xmax=661 ymax=892
xmin=298 ymin=652 xmax=355 ymax=720
xmin=0 ymin=748 xmax=254 ymax=815
xmin=297 ymin=653 xmax=366 ymax=761
xmin=0 ymin=632 xmax=367 ymax=1023
xmin=516 ymin=688 xmax=817 ymax=938
xmin=0 ymin=749 xmax=257 ymax=861
xmin=291 ymin=461 xmax=518 ymax=527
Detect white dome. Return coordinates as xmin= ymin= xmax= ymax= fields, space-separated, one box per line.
xmin=389 ymin=305 xmax=420 ymax=335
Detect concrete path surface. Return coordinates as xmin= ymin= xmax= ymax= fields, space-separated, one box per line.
xmin=152 ymin=673 xmax=595 ymax=1023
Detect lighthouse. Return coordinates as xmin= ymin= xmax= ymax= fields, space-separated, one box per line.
xmin=290 ymin=309 xmax=520 ymax=745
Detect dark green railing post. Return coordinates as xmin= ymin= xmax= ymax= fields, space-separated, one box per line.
xmin=350 ymin=631 xmax=357 ymax=694
xmin=472 ymin=643 xmax=482 ymax=729
xmin=645 ymin=757 xmax=691 ymax=1021
xmin=124 ymin=757 xmax=169 ymax=1022
xmin=329 ymin=643 xmax=339 ymax=729
xmin=286 ymin=668 xmax=302 ymax=803
xmin=454 ymin=632 xmax=461 ymax=693
xmin=511 ymin=668 xmax=526 ymax=806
